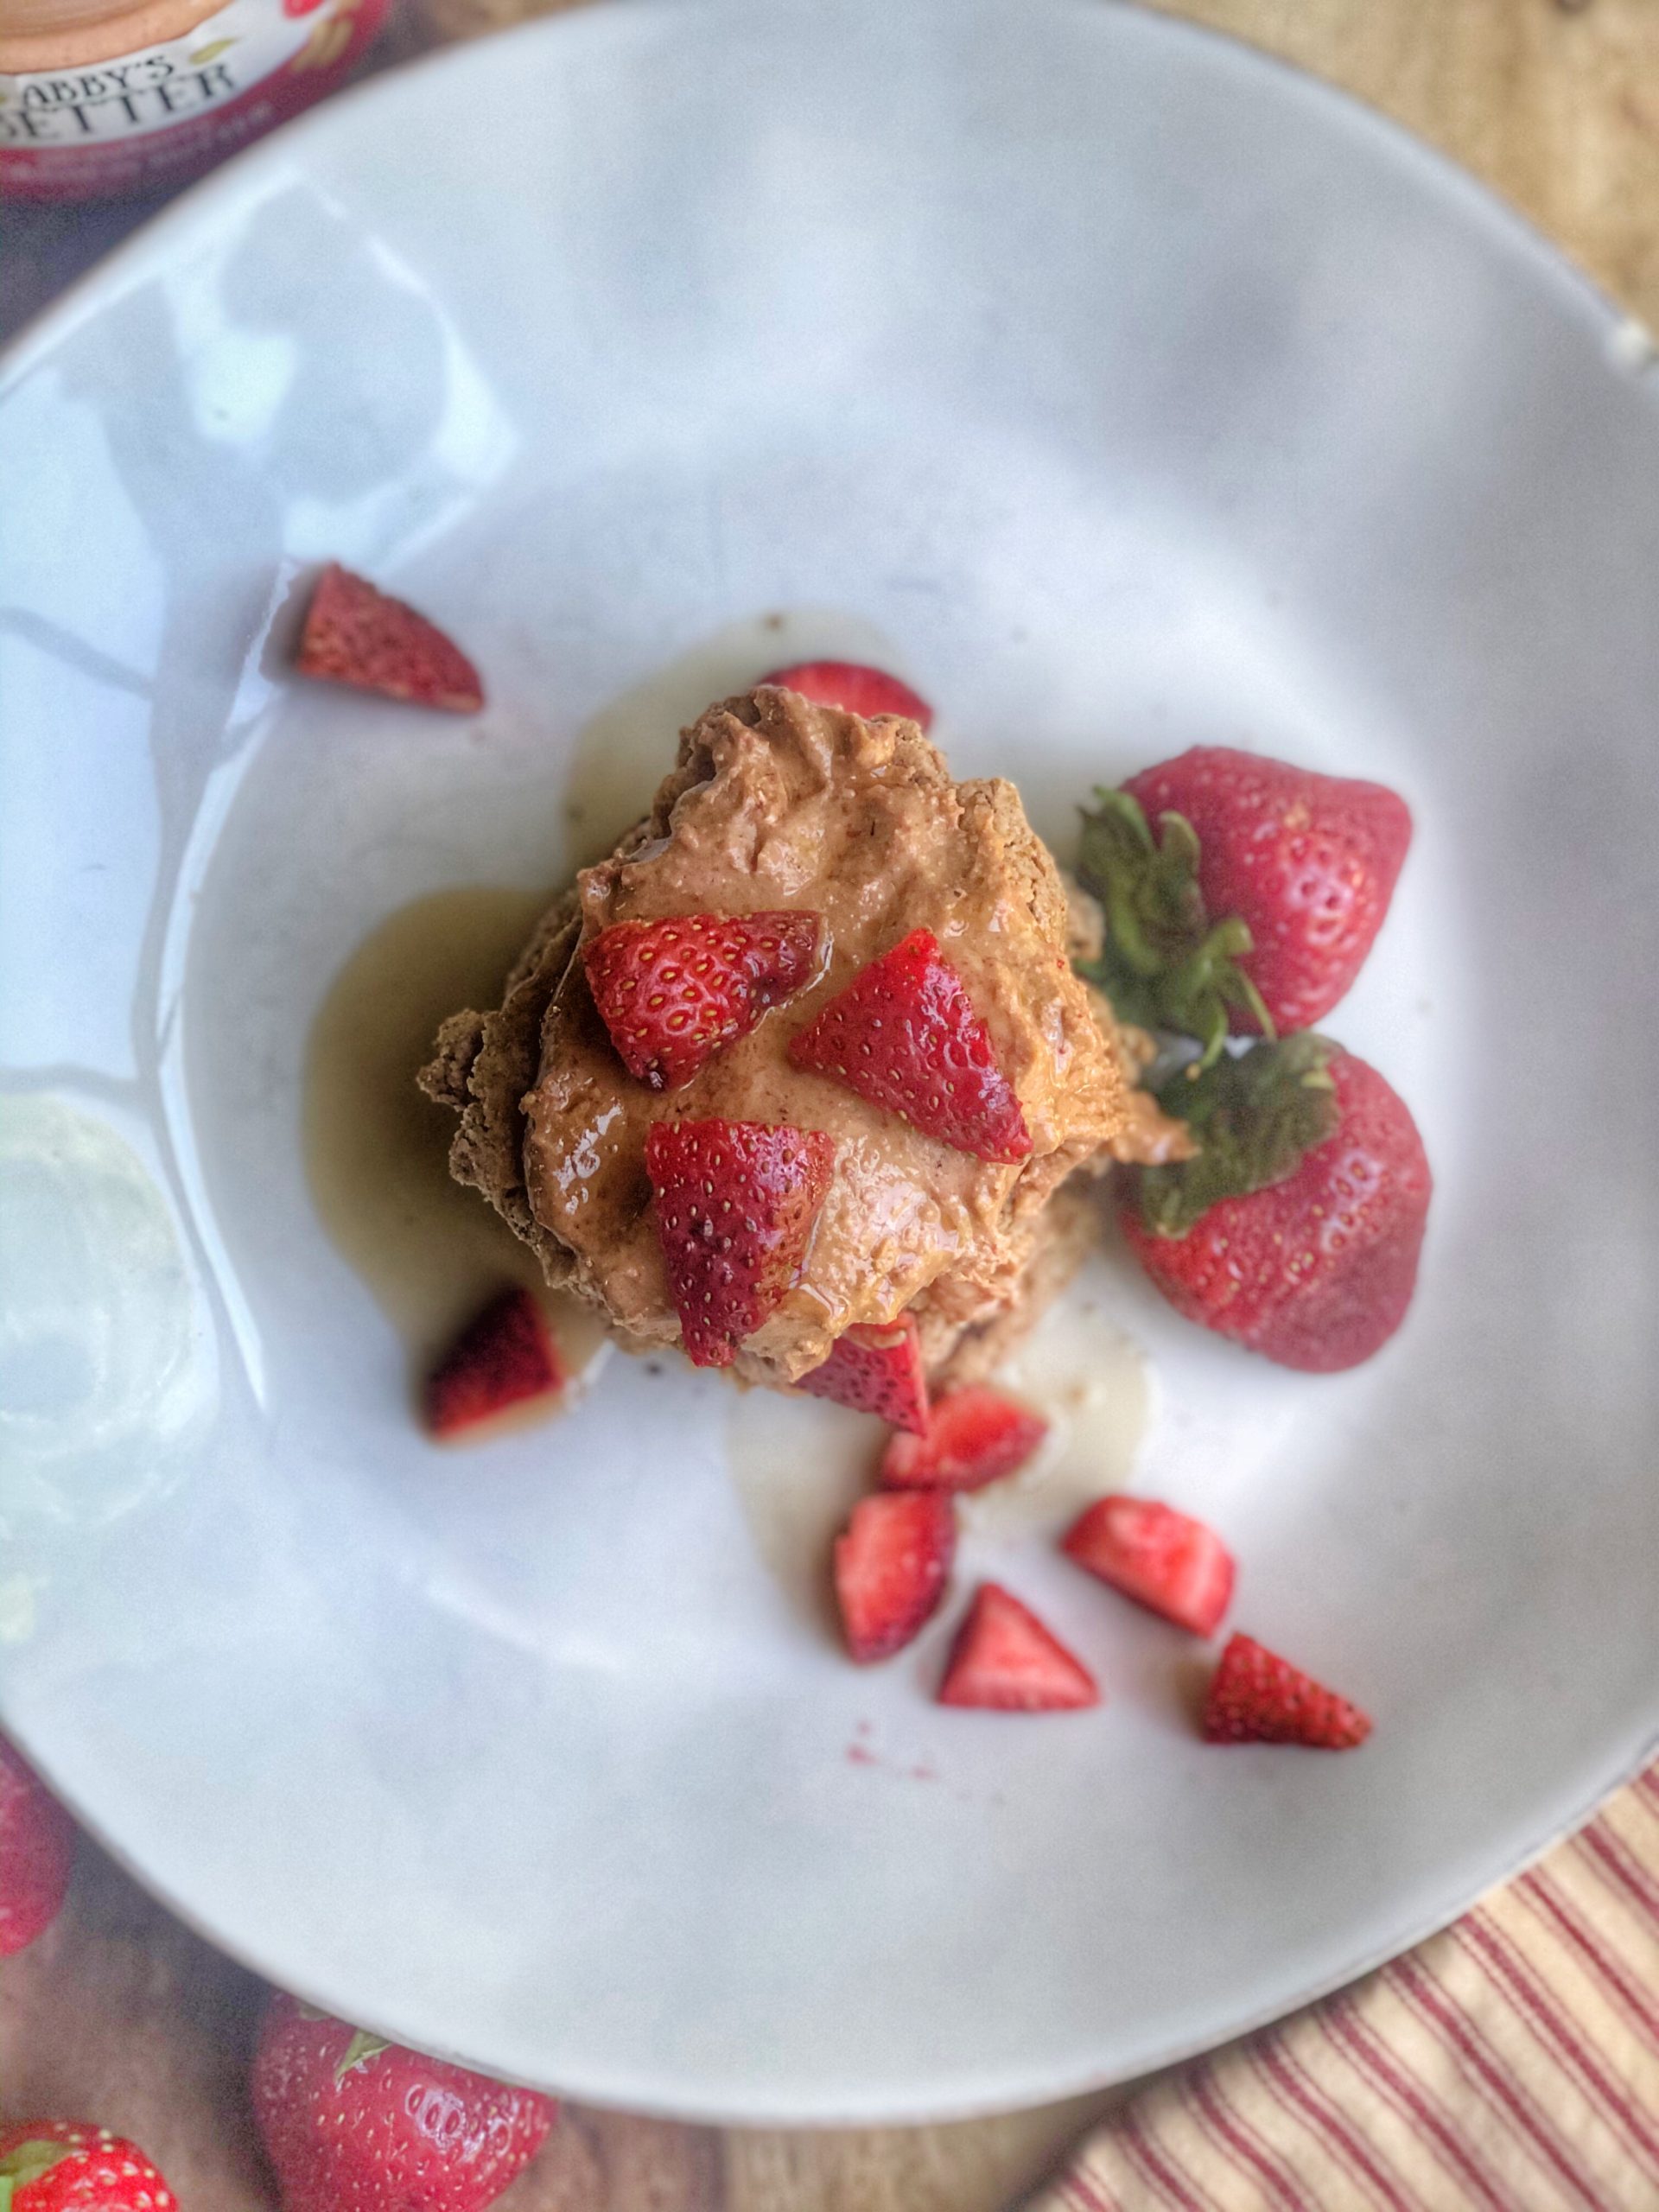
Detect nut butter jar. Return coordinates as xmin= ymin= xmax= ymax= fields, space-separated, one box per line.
xmin=0 ymin=0 xmax=393 ymax=200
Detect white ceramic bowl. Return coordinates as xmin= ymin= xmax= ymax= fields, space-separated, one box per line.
xmin=3 ymin=0 xmax=1657 ymax=2125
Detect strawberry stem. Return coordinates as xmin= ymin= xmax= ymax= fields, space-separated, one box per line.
xmin=334 ymin=2031 xmax=392 ymax=2084
xmin=1076 ymin=790 xmax=1276 ymax=1065
xmin=1128 ymin=1034 xmax=1339 ymax=1236
xmin=0 ymin=2143 xmax=75 ymax=2209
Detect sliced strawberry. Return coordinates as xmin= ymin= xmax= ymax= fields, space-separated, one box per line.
xmin=1062 ymin=1496 xmax=1235 ymax=1637
xmin=296 ymin=563 xmax=484 ymax=712
xmin=789 ymin=929 xmax=1031 ymax=1162
xmin=759 ymin=660 xmax=933 ymax=730
xmin=645 ymin=1118 xmax=836 ymax=1368
xmin=796 ymin=1315 xmax=929 ymax=1433
xmin=582 ymin=911 xmax=823 ymax=1091
xmin=0 ymin=2123 xmax=177 ymax=2212
xmin=834 ymin=1492 xmax=956 ymax=1662
xmin=424 ymin=1288 xmax=563 ymax=1439
xmin=880 ymin=1386 xmax=1047 ymax=1492
xmin=938 ymin=1584 xmax=1099 ymax=1711
xmin=1203 ymin=1631 xmax=1371 ymax=1748
xmin=0 ymin=1740 xmax=74 ymax=1960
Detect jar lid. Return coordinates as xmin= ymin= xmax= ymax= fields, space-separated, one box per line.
xmin=0 ymin=0 xmax=222 ymax=68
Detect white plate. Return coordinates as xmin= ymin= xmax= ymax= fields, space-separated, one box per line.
xmin=3 ymin=0 xmax=1658 ymax=2126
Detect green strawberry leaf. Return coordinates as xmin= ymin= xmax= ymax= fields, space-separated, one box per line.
xmin=334 ymin=2030 xmax=392 ymax=2083
xmin=0 ymin=2141 xmax=76 ymax=2209
xmin=1129 ymin=1034 xmax=1339 ymax=1236
xmin=1075 ymin=788 xmax=1274 ymax=1065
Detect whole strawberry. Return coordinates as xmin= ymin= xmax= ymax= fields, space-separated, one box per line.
xmin=0 ymin=1737 xmax=75 ymax=1958
xmin=0 ymin=2122 xmax=176 ymax=2212
xmin=1122 ymin=1043 xmax=1430 ymax=1372
xmin=251 ymin=1993 xmax=556 ymax=2212
xmin=1115 ymin=747 xmax=1412 ymax=1035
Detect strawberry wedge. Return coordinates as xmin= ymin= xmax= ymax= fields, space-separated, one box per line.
xmin=1062 ymin=1496 xmax=1235 ymax=1637
xmin=425 ymin=1288 xmax=563 ymax=1440
xmin=582 ymin=911 xmax=823 ymax=1091
xmin=296 ymin=563 xmax=484 ymax=712
xmin=759 ymin=660 xmax=934 ymax=730
xmin=789 ymin=928 xmax=1031 ymax=1162
xmin=1203 ymin=1632 xmax=1371 ymax=1749
xmin=835 ymin=1493 xmax=956 ymax=1662
xmin=938 ymin=1585 xmax=1099 ymax=1711
xmin=880 ymin=1387 xmax=1046 ymax=1492
xmin=645 ymin=1118 xmax=836 ymax=1368
xmin=796 ymin=1316 xmax=929 ymax=1433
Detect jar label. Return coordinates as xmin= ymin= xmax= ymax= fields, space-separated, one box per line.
xmin=0 ymin=0 xmax=390 ymax=197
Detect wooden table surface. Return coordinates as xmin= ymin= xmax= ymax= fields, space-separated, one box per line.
xmin=7 ymin=3 xmax=1659 ymax=2207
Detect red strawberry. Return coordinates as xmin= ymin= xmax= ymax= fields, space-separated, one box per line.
xmin=758 ymin=660 xmax=933 ymax=730
xmin=789 ymin=929 xmax=1030 ymax=1162
xmin=251 ymin=1993 xmax=556 ymax=2212
xmin=424 ymin=1288 xmax=563 ymax=1440
xmin=1203 ymin=1632 xmax=1371 ymax=1748
xmin=296 ymin=563 xmax=484 ymax=713
xmin=1119 ymin=747 xmax=1412 ymax=1034
xmin=0 ymin=1738 xmax=74 ymax=1959
xmin=796 ymin=1315 xmax=929 ymax=1433
xmin=880 ymin=1387 xmax=1047 ymax=1492
xmin=582 ymin=911 xmax=823 ymax=1091
xmin=1062 ymin=1496 xmax=1235 ymax=1637
xmin=834 ymin=1492 xmax=955 ymax=1662
xmin=1123 ymin=1048 xmax=1431 ymax=1372
xmin=645 ymin=1118 xmax=836 ymax=1368
xmin=0 ymin=2123 xmax=177 ymax=2212
xmin=938 ymin=1584 xmax=1099 ymax=1711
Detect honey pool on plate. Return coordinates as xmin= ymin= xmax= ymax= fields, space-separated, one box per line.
xmin=302 ymin=881 xmax=613 ymax=1397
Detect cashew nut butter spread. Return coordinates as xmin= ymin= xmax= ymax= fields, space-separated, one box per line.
xmin=423 ymin=688 xmax=1186 ymax=1391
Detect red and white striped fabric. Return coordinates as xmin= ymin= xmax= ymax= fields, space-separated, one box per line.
xmin=1037 ymin=1763 xmax=1659 ymax=2212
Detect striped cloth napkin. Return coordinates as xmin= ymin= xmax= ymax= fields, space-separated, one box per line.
xmin=1035 ymin=1761 xmax=1659 ymax=2212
